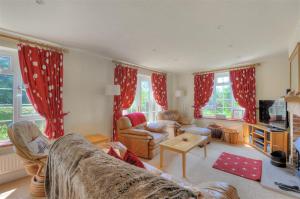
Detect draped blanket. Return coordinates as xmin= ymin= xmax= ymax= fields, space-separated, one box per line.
xmin=45 ymin=133 xmax=197 ymax=199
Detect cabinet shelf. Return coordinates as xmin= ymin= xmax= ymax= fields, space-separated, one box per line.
xmin=254 ymin=139 xmax=264 ymax=145
xmin=243 ymin=123 xmax=288 ymax=157
xmin=253 ymin=132 xmax=264 ymax=138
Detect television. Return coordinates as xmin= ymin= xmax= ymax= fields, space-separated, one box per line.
xmin=259 ymin=99 xmax=288 ymax=130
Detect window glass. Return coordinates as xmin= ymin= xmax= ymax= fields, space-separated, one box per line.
xmin=202 ymin=72 xmax=244 ymax=120
xmin=0 ymin=75 xmax=13 ymax=141
xmin=34 ymin=119 xmax=46 ymax=133
xmin=0 ymin=50 xmax=45 ymax=142
xmin=0 ymin=56 xmax=10 ymax=71
xmin=125 ymin=74 xmax=161 ymax=121
xmin=21 ymin=84 xmax=37 ymax=116
xmin=140 ymin=79 xmax=150 ymax=113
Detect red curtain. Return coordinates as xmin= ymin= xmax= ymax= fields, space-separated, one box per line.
xmin=113 ymin=64 xmax=138 ymax=141
xmin=230 ymin=67 xmax=256 ymax=124
xmin=18 ymin=44 xmax=66 ymax=139
xmin=194 ymin=73 xmax=214 ymax=119
xmin=151 ymin=73 xmax=168 ymax=110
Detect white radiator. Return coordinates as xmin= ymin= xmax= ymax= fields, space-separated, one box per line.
xmin=0 ymin=153 xmax=24 ymax=175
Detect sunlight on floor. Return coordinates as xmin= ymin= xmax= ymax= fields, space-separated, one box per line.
xmin=0 ymin=189 xmax=16 ymax=199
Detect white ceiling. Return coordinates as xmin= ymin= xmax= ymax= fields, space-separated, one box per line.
xmin=0 ymin=0 xmax=300 ymax=73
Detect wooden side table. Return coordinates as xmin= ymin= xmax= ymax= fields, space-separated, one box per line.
xmin=85 ymin=134 xmax=110 ymax=147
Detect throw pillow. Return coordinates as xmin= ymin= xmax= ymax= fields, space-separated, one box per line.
xmin=123 ymin=150 xmax=145 ymax=169
xmin=144 ymin=122 xmax=165 ymax=133
xmin=27 ymin=135 xmax=50 ymax=155
xmin=107 ymin=147 xmax=122 ymax=160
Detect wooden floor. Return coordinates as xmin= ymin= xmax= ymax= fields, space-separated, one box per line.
xmin=0 ymin=176 xmax=44 ymax=199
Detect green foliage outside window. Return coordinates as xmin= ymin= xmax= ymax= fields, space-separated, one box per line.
xmin=202 ymin=73 xmax=244 ymax=119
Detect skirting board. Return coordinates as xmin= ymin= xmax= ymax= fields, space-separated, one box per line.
xmin=0 ymin=169 xmax=27 ymax=185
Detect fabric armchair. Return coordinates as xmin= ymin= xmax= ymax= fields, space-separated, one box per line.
xmin=157 ymin=110 xmax=196 ymax=136
xmin=117 ymin=113 xmax=168 ymax=159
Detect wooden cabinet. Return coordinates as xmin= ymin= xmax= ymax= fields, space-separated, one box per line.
xmin=243 ymin=123 xmax=288 ymax=156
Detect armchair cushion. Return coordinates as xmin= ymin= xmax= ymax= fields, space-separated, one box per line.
xmin=178 ymin=116 xmax=192 ymax=125
xmin=126 ymin=112 xmax=146 ymax=126
xmin=117 ymin=117 xmax=132 ymax=130
xmin=119 ymin=128 xmax=153 ymax=139
xmin=157 ymin=110 xmax=180 ymax=121
xmin=27 ymin=135 xmax=50 ymax=155
xmin=144 ymin=121 xmax=166 ymax=133
xmin=148 ymin=132 xmax=168 ymax=145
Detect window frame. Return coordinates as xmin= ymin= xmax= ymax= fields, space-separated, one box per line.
xmin=202 ymin=72 xmax=244 ymax=121
xmin=124 ymin=74 xmax=162 ymax=121
xmin=0 ymin=49 xmax=44 ymax=144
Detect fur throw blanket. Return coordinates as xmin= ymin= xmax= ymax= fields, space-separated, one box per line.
xmin=45 ymin=133 xmax=197 ymax=199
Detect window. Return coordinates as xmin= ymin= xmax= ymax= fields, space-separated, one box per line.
xmin=0 ymin=49 xmax=45 ymax=142
xmin=124 ymin=74 xmax=161 ymax=121
xmin=202 ymin=72 xmax=244 ymax=120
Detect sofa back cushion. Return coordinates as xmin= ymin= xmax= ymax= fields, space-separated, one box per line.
xmin=157 ymin=110 xmax=180 ymax=121
xmin=126 ymin=112 xmax=147 ymax=127
xmin=117 ymin=117 xmax=132 ymax=130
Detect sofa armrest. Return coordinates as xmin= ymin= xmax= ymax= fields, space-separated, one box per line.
xmin=119 ymin=129 xmax=153 ymax=139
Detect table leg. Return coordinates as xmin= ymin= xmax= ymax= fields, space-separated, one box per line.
xmin=182 ymin=152 xmax=186 ymax=178
xmin=160 ymin=146 xmax=164 ymax=169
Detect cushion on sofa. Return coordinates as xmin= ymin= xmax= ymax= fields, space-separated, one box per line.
xmin=107 ymin=147 xmax=122 ymax=160
xmin=123 ymin=150 xmax=145 ymax=169
xmin=126 ymin=112 xmax=147 ymax=127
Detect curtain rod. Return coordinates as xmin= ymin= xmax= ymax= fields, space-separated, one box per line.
xmin=193 ymin=63 xmax=260 ymax=75
xmin=112 ymin=60 xmax=166 ymax=75
xmin=0 ymin=32 xmax=67 ymax=53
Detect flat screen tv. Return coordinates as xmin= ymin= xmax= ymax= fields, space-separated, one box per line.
xmin=259 ymin=99 xmax=288 ymax=130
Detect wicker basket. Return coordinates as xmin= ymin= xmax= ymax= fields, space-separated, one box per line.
xmin=222 ymin=128 xmax=239 ymax=144
xmin=30 ymin=175 xmax=45 ymax=197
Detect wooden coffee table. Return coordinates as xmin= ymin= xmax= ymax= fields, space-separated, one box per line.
xmin=159 ymin=133 xmax=208 ymax=178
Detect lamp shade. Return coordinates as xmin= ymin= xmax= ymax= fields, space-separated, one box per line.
xmin=105 ymin=85 xmax=120 ymax=96
xmin=175 ymin=90 xmax=183 ymax=98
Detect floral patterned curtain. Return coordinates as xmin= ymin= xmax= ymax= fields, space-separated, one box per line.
xmin=18 ymin=44 xmax=66 ymax=139
xmin=151 ymin=73 xmax=168 ymax=110
xmin=194 ymin=73 xmax=214 ymax=119
xmin=230 ymin=66 xmax=256 ymax=124
xmin=113 ymin=64 xmax=138 ymax=141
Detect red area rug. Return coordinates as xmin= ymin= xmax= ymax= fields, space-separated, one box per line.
xmin=213 ymin=152 xmax=262 ymax=181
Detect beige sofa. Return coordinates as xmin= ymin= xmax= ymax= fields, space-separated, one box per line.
xmin=157 ymin=110 xmax=196 ymax=136
xmin=117 ymin=116 xmax=168 ymax=159
xmin=104 ymin=141 xmax=240 ymax=199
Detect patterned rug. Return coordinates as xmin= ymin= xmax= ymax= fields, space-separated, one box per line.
xmin=213 ymin=152 xmax=262 ymax=181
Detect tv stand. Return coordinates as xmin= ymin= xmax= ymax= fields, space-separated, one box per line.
xmin=243 ymin=123 xmax=288 ymax=156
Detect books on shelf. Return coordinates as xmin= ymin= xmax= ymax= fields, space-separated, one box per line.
xmin=255 ymin=129 xmax=264 ymax=136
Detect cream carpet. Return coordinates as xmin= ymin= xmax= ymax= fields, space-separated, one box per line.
xmin=0 ymin=142 xmax=297 ymax=199
xmin=145 ymin=141 xmax=296 ymax=199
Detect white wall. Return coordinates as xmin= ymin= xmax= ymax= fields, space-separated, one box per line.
xmin=174 ymin=51 xmax=290 ymax=139
xmin=63 ymin=49 xmax=114 ymax=137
